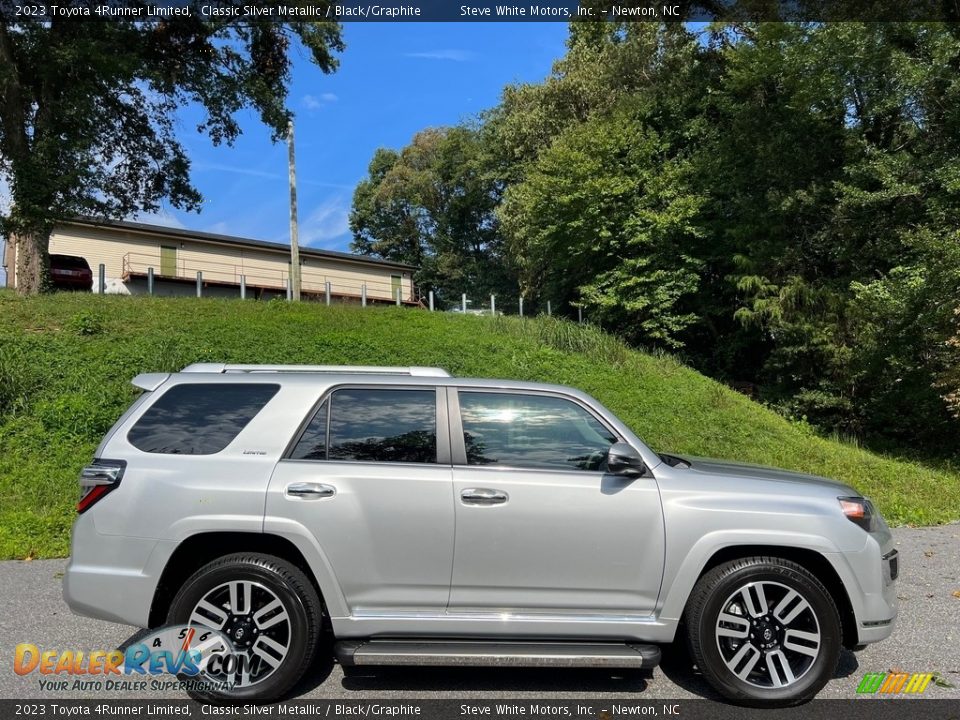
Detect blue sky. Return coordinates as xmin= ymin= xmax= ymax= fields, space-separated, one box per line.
xmin=0 ymin=22 xmax=568 ymax=286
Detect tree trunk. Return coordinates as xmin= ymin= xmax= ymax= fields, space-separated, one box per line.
xmin=13 ymin=229 xmax=52 ymax=295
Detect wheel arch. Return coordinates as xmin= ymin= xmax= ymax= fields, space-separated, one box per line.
xmin=148 ymin=531 xmax=330 ymax=629
xmin=685 ymin=544 xmax=859 ymax=649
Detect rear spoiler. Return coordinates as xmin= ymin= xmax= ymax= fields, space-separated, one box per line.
xmin=131 ymin=373 xmax=169 ymax=392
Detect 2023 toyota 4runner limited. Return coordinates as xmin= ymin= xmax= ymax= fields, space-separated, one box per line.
xmin=64 ymin=364 xmax=898 ymax=706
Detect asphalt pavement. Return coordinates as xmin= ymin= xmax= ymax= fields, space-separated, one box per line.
xmin=0 ymin=525 xmax=957 ymax=702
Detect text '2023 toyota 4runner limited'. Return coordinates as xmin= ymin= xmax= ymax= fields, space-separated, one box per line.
xmin=64 ymin=364 xmax=898 ymax=705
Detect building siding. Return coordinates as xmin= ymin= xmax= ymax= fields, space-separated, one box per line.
xmin=43 ymin=222 xmax=413 ymax=302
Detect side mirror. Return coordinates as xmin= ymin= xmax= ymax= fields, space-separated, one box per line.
xmin=607 ymin=442 xmax=647 ymax=478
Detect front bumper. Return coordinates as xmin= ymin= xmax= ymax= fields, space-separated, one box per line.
xmin=830 ymin=537 xmax=899 ymax=645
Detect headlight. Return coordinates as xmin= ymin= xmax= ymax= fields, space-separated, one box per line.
xmin=838 ymin=496 xmax=875 ymax=532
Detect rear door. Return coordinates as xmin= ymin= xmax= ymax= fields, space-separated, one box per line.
xmin=266 ymin=385 xmax=454 ymax=615
xmin=447 ymin=388 xmax=665 ymax=616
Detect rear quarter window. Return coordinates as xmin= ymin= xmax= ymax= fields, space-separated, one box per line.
xmin=127 ymin=383 xmax=279 ymax=455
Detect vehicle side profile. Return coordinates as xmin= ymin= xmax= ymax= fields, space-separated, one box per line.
xmin=64 ymin=364 xmax=898 ymax=705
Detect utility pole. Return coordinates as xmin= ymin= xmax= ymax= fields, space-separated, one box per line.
xmin=287 ymin=119 xmax=301 ymax=301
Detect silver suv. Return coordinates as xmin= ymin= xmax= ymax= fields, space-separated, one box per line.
xmin=64 ymin=364 xmax=898 ymax=705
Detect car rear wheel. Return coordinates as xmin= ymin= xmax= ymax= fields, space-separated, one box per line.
xmin=685 ymin=556 xmax=841 ymax=706
xmin=167 ymin=553 xmax=323 ymax=702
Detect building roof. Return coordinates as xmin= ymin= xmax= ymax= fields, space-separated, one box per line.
xmin=66 ymin=217 xmax=417 ymax=272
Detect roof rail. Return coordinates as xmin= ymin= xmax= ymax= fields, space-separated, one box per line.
xmin=180 ymin=363 xmax=451 ymax=377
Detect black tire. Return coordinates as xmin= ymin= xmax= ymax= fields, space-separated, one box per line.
xmin=684 ymin=556 xmax=841 ymax=706
xmin=167 ymin=553 xmax=323 ymax=702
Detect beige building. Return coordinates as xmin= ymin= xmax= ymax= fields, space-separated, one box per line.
xmin=2 ymin=218 xmax=418 ymax=303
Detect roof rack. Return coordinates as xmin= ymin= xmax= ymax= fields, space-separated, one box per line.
xmin=180 ymin=363 xmax=451 ymax=377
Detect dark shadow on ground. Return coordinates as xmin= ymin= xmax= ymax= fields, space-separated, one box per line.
xmin=339 ymin=665 xmax=652 ymax=694
xmin=656 ymin=639 xmax=859 ymax=700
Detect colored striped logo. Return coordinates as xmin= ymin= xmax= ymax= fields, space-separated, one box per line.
xmin=856 ymin=672 xmax=934 ymax=694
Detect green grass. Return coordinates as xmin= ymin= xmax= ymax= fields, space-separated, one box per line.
xmin=1 ymin=291 xmax=958 ymax=559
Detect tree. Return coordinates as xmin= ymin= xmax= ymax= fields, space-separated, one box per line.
xmin=702 ymin=22 xmax=960 ymax=449
xmin=493 ymin=23 xmax=711 ymax=334
xmin=0 ymin=11 xmax=343 ymax=294
xmin=499 ymin=104 xmax=704 ymax=345
xmin=350 ymin=126 xmax=514 ymax=306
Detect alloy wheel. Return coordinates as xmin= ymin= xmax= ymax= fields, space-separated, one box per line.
xmin=714 ymin=580 xmax=821 ymax=689
xmin=189 ymin=580 xmax=292 ymax=688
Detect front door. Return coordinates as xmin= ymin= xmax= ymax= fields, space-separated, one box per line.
xmin=390 ymin=275 xmax=402 ymax=303
xmin=266 ymin=385 xmax=454 ymax=614
xmin=448 ymin=389 xmax=665 ymax=616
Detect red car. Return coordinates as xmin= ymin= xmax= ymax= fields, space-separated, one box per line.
xmin=50 ymin=254 xmax=93 ymax=291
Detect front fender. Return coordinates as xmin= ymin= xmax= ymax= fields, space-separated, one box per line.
xmin=657 ymin=529 xmax=853 ymax=624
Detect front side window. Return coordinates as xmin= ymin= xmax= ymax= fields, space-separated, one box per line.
xmin=458 ymin=391 xmax=617 ymax=471
xmin=290 ymin=388 xmax=437 ymax=464
xmin=128 ymin=383 xmax=279 ymax=455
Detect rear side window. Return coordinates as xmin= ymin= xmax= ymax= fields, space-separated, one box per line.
xmin=290 ymin=388 xmax=436 ymax=463
xmin=128 ymin=383 xmax=279 ymax=455
xmin=51 ymin=255 xmax=90 ymax=269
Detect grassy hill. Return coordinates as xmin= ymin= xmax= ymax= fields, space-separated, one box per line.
xmin=1 ymin=290 xmax=957 ymax=559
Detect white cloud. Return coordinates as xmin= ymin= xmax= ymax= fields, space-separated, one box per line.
xmin=204 ymin=221 xmax=232 ymax=236
xmin=193 ymin=161 xmax=351 ymax=190
xmin=131 ymin=208 xmax=186 ymax=229
xmin=300 ymin=195 xmax=351 ymax=248
xmin=405 ymin=49 xmax=475 ymax=62
xmin=302 ymin=93 xmax=338 ymax=111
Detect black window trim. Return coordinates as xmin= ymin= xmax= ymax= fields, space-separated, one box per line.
xmin=282 ymin=383 xmax=450 ymax=466
xmin=126 ymin=381 xmax=281 ymax=456
xmin=447 ymin=387 xmax=624 ymax=472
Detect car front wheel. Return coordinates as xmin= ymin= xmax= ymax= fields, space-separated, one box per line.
xmin=685 ymin=556 xmax=842 ymax=706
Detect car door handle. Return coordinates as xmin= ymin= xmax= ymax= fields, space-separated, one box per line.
xmin=286 ymin=482 xmax=336 ymax=499
xmin=460 ymin=488 xmax=508 ymax=505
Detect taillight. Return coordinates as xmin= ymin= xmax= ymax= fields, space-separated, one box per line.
xmin=78 ymin=460 xmax=125 ymax=513
xmin=838 ymin=496 xmax=874 ymax=532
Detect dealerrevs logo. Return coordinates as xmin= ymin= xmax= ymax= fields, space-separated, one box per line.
xmin=13 ymin=625 xmax=240 ymax=692
xmin=856 ymin=672 xmax=935 ymax=694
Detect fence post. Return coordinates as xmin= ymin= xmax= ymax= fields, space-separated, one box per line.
xmin=428 ymin=290 xmax=434 ymax=311
xmin=547 ymin=300 xmax=552 ymax=316
xmin=147 ymin=267 xmax=154 ymax=296
xmin=325 ymin=281 xmax=331 ymax=306
xmin=240 ymin=275 xmax=246 ymax=300
xmin=519 ymin=296 xmax=524 ymax=318
xmin=578 ymin=306 xmax=583 ymax=324
xmin=98 ymin=264 xmax=105 ymax=294
xmin=286 ymin=278 xmax=292 ymax=301
xmin=361 ymin=284 xmax=367 ymax=307
xmin=196 ymin=271 xmax=202 ymax=298
xmin=490 ymin=295 xmax=495 ymax=315
xmin=461 ymin=293 xmax=467 ymax=313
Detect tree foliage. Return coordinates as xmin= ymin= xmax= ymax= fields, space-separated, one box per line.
xmin=353 ymin=21 xmax=960 ymax=455
xmin=350 ymin=126 xmax=514 ymax=306
xmin=0 ymin=10 xmax=343 ymax=293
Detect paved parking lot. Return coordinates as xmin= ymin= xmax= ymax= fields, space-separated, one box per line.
xmin=1 ymin=525 xmax=957 ymax=701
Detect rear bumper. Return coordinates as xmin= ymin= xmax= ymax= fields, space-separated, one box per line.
xmin=62 ymin=514 xmax=174 ymax=628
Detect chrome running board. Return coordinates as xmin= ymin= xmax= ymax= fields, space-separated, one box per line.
xmin=334 ymin=639 xmax=661 ymax=668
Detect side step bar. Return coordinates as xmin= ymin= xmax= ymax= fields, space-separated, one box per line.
xmin=335 ymin=640 xmax=661 ymax=669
